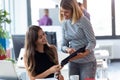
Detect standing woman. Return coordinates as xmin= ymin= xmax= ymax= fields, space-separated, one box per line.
xmin=24 ymin=25 xmax=64 ymax=80
xmin=59 ymin=0 xmax=97 ymax=80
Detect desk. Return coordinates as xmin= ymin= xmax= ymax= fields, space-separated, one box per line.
xmin=16 ymin=67 xmax=59 ymax=80
xmin=94 ymin=50 xmax=109 ymax=79
xmin=94 ymin=50 xmax=109 ymax=63
xmin=95 ymin=50 xmax=109 ymax=59
xmin=15 ymin=67 xmax=29 ymax=80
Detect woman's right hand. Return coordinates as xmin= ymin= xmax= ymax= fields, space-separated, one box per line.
xmin=49 ymin=65 xmax=62 ymax=74
xmin=66 ymin=48 xmax=76 ymax=54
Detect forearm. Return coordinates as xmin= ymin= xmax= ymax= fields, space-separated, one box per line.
xmin=69 ymin=49 xmax=90 ymax=61
xmin=34 ymin=69 xmax=52 ymax=79
xmin=26 ymin=67 xmax=53 ymax=79
xmin=34 ymin=65 xmax=61 ymax=79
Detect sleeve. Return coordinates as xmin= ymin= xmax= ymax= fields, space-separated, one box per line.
xmin=61 ymin=21 xmax=69 ymax=53
xmin=82 ymin=18 xmax=96 ymax=52
xmin=83 ymin=9 xmax=90 ymax=21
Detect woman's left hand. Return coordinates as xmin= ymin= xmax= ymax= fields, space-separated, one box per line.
xmin=69 ymin=49 xmax=90 ymax=61
xmin=69 ymin=52 xmax=85 ymax=61
xmin=58 ymin=74 xmax=64 ymax=80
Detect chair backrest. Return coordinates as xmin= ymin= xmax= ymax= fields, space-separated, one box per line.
xmin=12 ymin=35 xmax=25 ymax=61
xmin=17 ymin=48 xmax=25 ymax=68
xmin=0 ymin=60 xmax=19 ymax=80
xmin=45 ymin=32 xmax=57 ymax=46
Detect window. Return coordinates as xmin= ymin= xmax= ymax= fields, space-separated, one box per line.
xmin=115 ymin=0 xmax=120 ymax=35
xmin=0 ymin=0 xmax=3 ymax=9
xmin=87 ymin=0 xmax=112 ymax=36
xmin=87 ymin=0 xmax=120 ymax=39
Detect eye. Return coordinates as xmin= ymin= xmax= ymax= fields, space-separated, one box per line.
xmin=43 ymin=32 xmax=46 ymax=36
xmin=38 ymin=32 xmax=46 ymax=39
xmin=43 ymin=32 xmax=45 ymax=35
xmin=38 ymin=35 xmax=42 ymax=39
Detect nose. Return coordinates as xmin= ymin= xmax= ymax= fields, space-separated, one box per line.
xmin=42 ymin=34 xmax=47 ymax=40
xmin=43 ymin=35 xmax=46 ymax=39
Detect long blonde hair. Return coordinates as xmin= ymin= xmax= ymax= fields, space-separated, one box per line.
xmin=59 ymin=0 xmax=83 ymax=24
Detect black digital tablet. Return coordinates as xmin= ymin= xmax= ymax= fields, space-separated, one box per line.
xmin=61 ymin=46 xmax=86 ymax=67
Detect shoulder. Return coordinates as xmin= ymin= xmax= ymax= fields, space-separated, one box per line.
xmin=78 ymin=16 xmax=91 ymax=26
xmin=80 ymin=16 xmax=88 ymax=22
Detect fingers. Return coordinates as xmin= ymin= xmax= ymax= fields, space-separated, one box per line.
xmin=56 ymin=65 xmax=62 ymax=69
xmin=54 ymin=65 xmax=62 ymax=72
xmin=58 ymin=74 xmax=64 ymax=80
xmin=69 ymin=53 xmax=83 ymax=61
xmin=67 ymin=48 xmax=76 ymax=54
xmin=49 ymin=65 xmax=62 ymax=74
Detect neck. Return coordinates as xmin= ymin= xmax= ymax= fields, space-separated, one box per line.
xmin=36 ymin=45 xmax=44 ymax=53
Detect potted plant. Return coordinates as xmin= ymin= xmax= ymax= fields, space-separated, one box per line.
xmin=0 ymin=44 xmax=6 ymax=60
xmin=0 ymin=9 xmax=11 ymax=60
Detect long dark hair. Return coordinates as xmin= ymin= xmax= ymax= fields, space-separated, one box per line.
xmin=24 ymin=25 xmax=57 ymax=76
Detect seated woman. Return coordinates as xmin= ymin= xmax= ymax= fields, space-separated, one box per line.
xmin=24 ymin=25 xmax=64 ymax=80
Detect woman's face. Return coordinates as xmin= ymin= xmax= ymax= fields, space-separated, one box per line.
xmin=60 ymin=7 xmax=72 ymax=19
xmin=36 ymin=30 xmax=47 ymax=45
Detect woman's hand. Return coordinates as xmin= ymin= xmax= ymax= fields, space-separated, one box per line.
xmin=58 ymin=74 xmax=64 ymax=80
xmin=54 ymin=71 xmax=64 ymax=80
xmin=66 ymin=48 xmax=76 ymax=54
xmin=49 ymin=65 xmax=62 ymax=74
xmin=69 ymin=52 xmax=85 ymax=61
xmin=69 ymin=49 xmax=90 ymax=61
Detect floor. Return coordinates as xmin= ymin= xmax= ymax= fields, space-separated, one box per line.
xmin=61 ymin=61 xmax=120 ymax=80
xmin=107 ymin=61 xmax=120 ymax=80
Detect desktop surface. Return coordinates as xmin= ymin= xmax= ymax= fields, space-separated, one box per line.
xmin=0 ymin=61 xmax=19 ymax=80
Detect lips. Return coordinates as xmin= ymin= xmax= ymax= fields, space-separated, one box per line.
xmin=42 ymin=39 xmax=47 ymax=43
